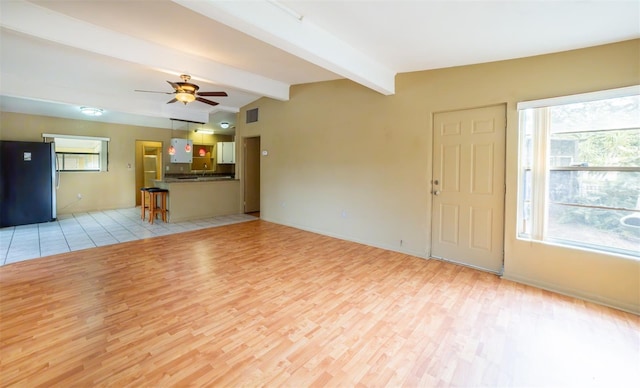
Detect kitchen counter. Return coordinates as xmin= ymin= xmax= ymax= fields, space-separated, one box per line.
xmin=154 ymin=178 xmax=241 ymax=222
xmin=162 ymin=177 xmax=237 ymax=183
xmin=160 ymin=174 xmax=236 ymax=183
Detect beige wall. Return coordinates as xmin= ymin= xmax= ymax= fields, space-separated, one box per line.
xmin=236 ymin=39 xmax=640 ymax=313
xmin=0 ymin=113 xmax=172 ymax=214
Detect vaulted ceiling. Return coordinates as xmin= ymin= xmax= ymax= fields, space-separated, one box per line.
xmin=1 ymin=0 xmax=638 ymax=132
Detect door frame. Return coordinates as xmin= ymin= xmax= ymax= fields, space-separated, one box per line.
xmin=243 ymin=136 xmax=261 ymax=214
xmin=134 ymin=140 xmax=163 ymax=206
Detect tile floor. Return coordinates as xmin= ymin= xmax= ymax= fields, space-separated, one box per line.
xmin=0 ymin=208 xmax=258 ymax=266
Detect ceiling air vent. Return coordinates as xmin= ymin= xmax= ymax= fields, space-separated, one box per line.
xmin=246 ymin=108 xmax=259 ymax=123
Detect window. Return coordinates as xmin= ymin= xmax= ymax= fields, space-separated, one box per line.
xmin=518 ymin=86 xmax=640 ymax=258
xmin=43 ymin=134 xmax=109 ymax=172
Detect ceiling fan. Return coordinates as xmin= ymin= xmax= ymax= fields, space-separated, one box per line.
xmin=135 ymin=74 xmax=228 ymax=106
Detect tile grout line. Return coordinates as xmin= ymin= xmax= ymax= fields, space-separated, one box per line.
xmin=88 ymin=212 xmax=117 ymax=243
xmin=103 ymin=210 xmax=148 ymax=242
xmin=72 ymin=213 xmax=99 ymax=250
xmin=58 ymin=218 xmax=73 ymax=253
xmin=1 ymin=227 xmax=16 ymax=266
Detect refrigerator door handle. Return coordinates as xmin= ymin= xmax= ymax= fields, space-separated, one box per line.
xmin=50 ymin=142 xmax=57 ymax=221
xmin=55 ymin=150 xmax=60 ymax=190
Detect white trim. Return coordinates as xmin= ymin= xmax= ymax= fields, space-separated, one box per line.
xmin=531 ymin=108 xmax=549 ymax=240
xmin=517 ymin=85 xmax=640 ymax=110
xmin=501 ymin=272 xmax=639 ymax=315
xmin=43 ymin=133 xmax=110 ymax=142
xmin=261 ymin=217 xmax=429 ymax=260
xmin=175 ymin=0 xmax=395 ymax=95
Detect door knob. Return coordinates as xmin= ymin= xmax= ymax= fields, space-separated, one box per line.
xmin=433 ymin=190 xmax=440 ymax=196
xmin=433 ymin=179 xmax=439 ymax=185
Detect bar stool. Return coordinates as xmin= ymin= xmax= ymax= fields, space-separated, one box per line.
xmin=147 ymin=188 xmax=169 ymax=224
xmin=140 ymin=187 xmax=153 ymax=220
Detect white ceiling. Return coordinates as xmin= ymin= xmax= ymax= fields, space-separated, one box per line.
xmin=1 ymin=0 xmax=638 ymax=134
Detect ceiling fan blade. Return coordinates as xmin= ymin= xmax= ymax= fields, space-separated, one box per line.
xmin=197 ymin=91 xmax=228 ymax=97
xmin=134 ymin=89 xmax=174 ymax=94
xmin=196 ymin=97 xmax=219 ymax=106
xmin=167 ymin=81 xmax=181 ymax=91
xmin=166 ymin=98 xmax=178 ymax=104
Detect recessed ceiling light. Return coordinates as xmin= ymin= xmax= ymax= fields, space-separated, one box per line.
xmin=80 ymin=106 xmax=103 ymax=116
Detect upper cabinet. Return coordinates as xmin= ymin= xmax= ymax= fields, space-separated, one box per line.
xmin=169 ymin=139 xmax=193 ymax=163
xmin=217 ymin=142 xmax=235 ymax=164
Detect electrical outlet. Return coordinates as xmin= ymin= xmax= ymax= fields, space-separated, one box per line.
xmin=166 ymin=165 xmax=169 ymax=171
xmin=77 ymin=193 xmax=83 ymax=199
xmin=341 ymin=210 xmax=347 ymax=218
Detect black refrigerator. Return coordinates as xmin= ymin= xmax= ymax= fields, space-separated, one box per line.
xmin=0 ymin=141 xmax=57 ymax=227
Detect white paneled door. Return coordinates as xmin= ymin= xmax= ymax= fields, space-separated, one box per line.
xmin=431 ymin=105 xmax=506 ymax=273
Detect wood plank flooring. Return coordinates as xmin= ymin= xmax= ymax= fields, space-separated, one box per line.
xmin=1 ymin=220 xmax=638 ymax=387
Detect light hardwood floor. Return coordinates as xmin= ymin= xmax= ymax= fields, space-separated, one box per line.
xmin=1 ymin=220 xmax=638 ymax=387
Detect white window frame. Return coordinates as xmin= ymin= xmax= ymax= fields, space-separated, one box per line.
xmin=42 ymin=133 xmax=110 ymax=172
xmin=516 ymin=85 xmax=640 ymax=257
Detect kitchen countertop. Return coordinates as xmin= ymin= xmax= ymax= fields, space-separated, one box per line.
xmin=159 ymin=176 xmax=237 ymax=183
xmin=156 ymin=173 xmax=236 ymax=183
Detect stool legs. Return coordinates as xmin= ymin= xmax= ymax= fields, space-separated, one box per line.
xmin=149 ymin=191 xmax=158 ymax=224
xmin=159 ymin=192 xmax=168 ymax=222
xmin=140 ymin=189 xmax=149 ymax=220
xmin=148 ymin=191 xmax=168 ymax=224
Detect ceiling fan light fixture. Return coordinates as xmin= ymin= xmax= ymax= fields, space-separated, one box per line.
xmin=80 ymin=106 xmax=103 ymax=116
xmin=137 ymin=74 xmax=227 ymax=106
xmin=175 ymin=92 xmax=196 ymax=104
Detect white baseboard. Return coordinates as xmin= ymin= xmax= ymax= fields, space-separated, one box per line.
xmin=501 ymin=273 xmax=639 ymax=315
xmin=262 ymin=217 xmax=428 ymax=259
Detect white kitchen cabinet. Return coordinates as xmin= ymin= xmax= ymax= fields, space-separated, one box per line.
xmin=216 ymin=142 xmax=235 ymax=164
xmin=169 ymin=139 xmax=193 ymax=163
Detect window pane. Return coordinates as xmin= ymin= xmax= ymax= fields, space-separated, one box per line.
xmin=519 ymin=169 xmax=533 ymax=236
xmin=549 ymin=129 xmax=640 ymax=168
xmin=550 ymin=95 xmax=640 ymax=133
xmin=521 ymin=110 xmax=534 ymax=169
xmin=60 ymin=153 xmax=100 ymax=171
xmin=548 ymin=204 xmax=640 ymax=256
xmin=549 ymin=170 xmax=640 ymax=209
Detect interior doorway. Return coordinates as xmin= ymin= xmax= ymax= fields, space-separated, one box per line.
xmin=243 ymin=136 xmax=261 ymax=214
xmin=135 ymin=140 xmax=163 ymax=206
xmin=431 ymin=104 xmax=506 ymax=273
